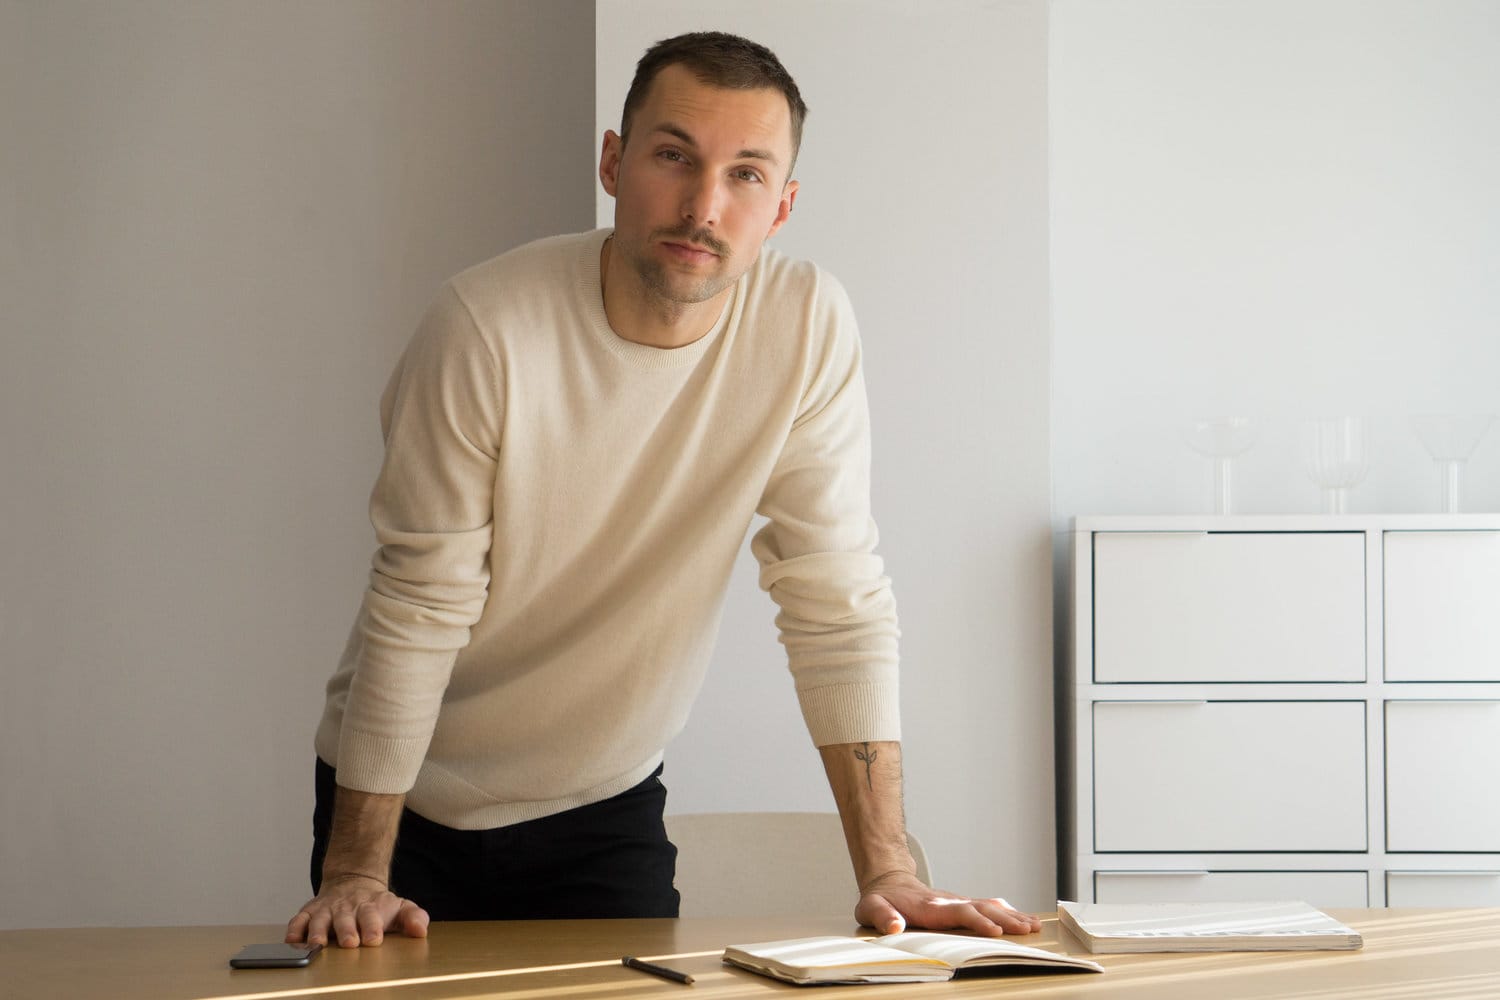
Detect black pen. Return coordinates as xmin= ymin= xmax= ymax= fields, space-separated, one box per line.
xmin=622 ymin=955 xmax=696 ymax=985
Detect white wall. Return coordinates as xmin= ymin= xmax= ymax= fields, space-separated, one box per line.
xmin=1051 ymin=0 xmax=1500 ymax=523
xmin=596 ymin=0 xmax=1056 ymax=909
xmin=0 ymin=0 xmax=595 ymax=929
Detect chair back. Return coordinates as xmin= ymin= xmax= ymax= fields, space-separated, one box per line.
xmin=665 ymin=811 xmax=934 ymax=918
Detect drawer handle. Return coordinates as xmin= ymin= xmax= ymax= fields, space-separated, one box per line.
xmin=1101 ymin=871 xmax=1211 ymax=878
xmin=1390 ymin=871 xmax=1500 ymax=878
xmin=1387 ymin=529 xmax=1500 ymax=536
xmin=1109 ymin=531 xmax=1210 ymax=537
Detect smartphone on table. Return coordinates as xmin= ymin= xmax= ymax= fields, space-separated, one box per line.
xmin=229 ymin=942 xmax=323 ymax=968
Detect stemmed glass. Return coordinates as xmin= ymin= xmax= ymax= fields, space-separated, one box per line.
xmin=1183 ymin=417 xmax=1257 ymax=514
xmin=1302 ymin=417 xmax=1369 ymax=514
xmin=1411 ymin=414 xmax=1494 ymax=513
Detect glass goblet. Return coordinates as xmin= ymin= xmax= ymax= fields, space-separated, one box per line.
xmin=1411 ymin=414 xmax=1494 ymax=514
xmin=1183 ymin=417 xmax=1257 ymax=515
xmin=1302 ymin=417 xmax=1369 ymax=515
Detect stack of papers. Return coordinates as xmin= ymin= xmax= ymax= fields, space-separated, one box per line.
xmin=1057 ymin=900 xmax=1363 ymax=953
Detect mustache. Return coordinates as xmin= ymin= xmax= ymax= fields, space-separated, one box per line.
xmin=655 ymin=224 xmax=730 ymax=257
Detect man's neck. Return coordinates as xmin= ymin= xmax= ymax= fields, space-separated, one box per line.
xmin=599 ymin=237 xmax=729 ymax=349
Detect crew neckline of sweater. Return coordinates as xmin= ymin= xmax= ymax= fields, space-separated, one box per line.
xmin=577 ymin=228 xmax=736 ymax=371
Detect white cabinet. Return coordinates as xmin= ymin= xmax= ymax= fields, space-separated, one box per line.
xmin=1093 ymin=531 xmax=1365 ymax=682
xmin=1385 ymin=531 xmax=1500 ymax=681
xmin=1385 ymin=701 xmax=1500 ymax=852
xmin=1067 ymin=515 xmax=1500 ymax=909
xmin=1096 ymin=871 xmax=1369 ymax=907
xmin=1093 ymin=701 xmax=1366 ymax=852
xmin=1386 ymin=873 xmax=1500 ymax=907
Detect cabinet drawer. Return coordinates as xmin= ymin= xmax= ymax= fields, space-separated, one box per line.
xmin=1095 ymin=870 xmax=1368 ymax=908
xmin=1386 ymin=701 xmax=1500 ymax=851
xmin=1093 ymin=532 xmax=1365 ymax=682
xmin=1093 ymin=701 xmax=1366 ymax=852
xmin=1385 ymin=531 xmax=1500 ymax=681
xmin=1386 ymin=872 xmax=1500 ymax=907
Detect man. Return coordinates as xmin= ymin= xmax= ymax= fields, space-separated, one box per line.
xmin=286 ymin=31 xmax=1040 ymax=950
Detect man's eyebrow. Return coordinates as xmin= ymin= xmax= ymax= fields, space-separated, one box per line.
xmin=651 ymin=122 xmax=781 ymax=165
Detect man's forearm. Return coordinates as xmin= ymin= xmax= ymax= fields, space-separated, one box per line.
xmin=288 ymin=784 xmax=428 ymax=948
xmin=323 ymin=785 xmax=406 ymax=887
xmin=819 ymin=740 xmax=918 ymax=889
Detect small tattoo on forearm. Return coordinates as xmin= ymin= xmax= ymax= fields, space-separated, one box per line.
xmin=854 ymin=742 xmax=877 ymax=791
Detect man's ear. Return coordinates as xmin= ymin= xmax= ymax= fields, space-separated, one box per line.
xmin=766 ymin=178 xmax=799 ymax=239
xmin=599 ymin=130 xmax=624 ymax=197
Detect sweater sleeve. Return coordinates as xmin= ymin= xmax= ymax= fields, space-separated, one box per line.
xmin=336 ymin=283 xmax=502 ymax=794
xmin=750 ymin=274 xmax=901 ymax=747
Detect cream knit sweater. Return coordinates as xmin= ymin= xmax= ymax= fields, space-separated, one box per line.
xmin=314 ymin=229 xmax=900 ymax=830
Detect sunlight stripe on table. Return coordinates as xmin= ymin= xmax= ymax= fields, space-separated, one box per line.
xmin=194 ymin=949 xmax=724 ymax=1000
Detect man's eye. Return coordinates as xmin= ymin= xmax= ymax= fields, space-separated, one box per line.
xmin=735 ymin=169 xmax=762 ymax=183
xmin=658 ymin=149 xmax=686 ymax=162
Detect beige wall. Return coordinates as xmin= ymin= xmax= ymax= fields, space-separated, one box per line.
xmin=0 ymin=0 xmax=595 ymax=928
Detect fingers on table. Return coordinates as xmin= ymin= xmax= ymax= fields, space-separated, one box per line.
xmin=284 ymin=910 xmax=310 ymax=944
xmin=397 ymin=899 xmax=431 ymax=938
xmin=973 ymin=897 xmax=1042 ymax=934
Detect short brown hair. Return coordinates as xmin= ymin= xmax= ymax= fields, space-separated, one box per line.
xmin=620 ymin=31 xmax=808 ymax=167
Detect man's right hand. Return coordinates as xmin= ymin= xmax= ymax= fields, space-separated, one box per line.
xmin=285 ymin=874 xmax=430 ymax=948
xmin=292 ymin=780 xmax=425 ymax=946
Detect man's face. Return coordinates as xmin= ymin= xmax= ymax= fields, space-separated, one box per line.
xmin=599 ymin=63 xmax=799 ymax=311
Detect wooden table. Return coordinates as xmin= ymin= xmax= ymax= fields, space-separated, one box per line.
xmin=4 ymin=909 xmax=1498 ymax=998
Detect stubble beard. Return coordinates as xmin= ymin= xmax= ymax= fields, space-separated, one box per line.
xmin=628 ymin=224 xmax=735 ymax=306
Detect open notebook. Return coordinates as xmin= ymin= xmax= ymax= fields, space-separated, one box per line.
xmin=1058 ymin=900 xmax=1363 ymax=953
xmin=722 ymin=932 xmax=1103 ymax=985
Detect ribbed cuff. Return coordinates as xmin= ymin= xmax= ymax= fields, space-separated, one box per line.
xmin=333 ymin=729 xmax=433 ymax=795
xmin=797 ymin=681 xmax=902 ymax=747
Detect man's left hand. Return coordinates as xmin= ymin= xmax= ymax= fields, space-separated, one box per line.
xmin=856 ymin=871 xmax=1042 ymax=937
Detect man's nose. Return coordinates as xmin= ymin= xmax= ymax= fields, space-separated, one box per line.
xmin=681 ymin=174 xmax=724 ymax=227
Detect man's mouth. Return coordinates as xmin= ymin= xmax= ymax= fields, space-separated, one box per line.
xmin=657 ymin=227 xmax=729 ymax=259
xmin=662 ymin=240 xmax=721 ymax=261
